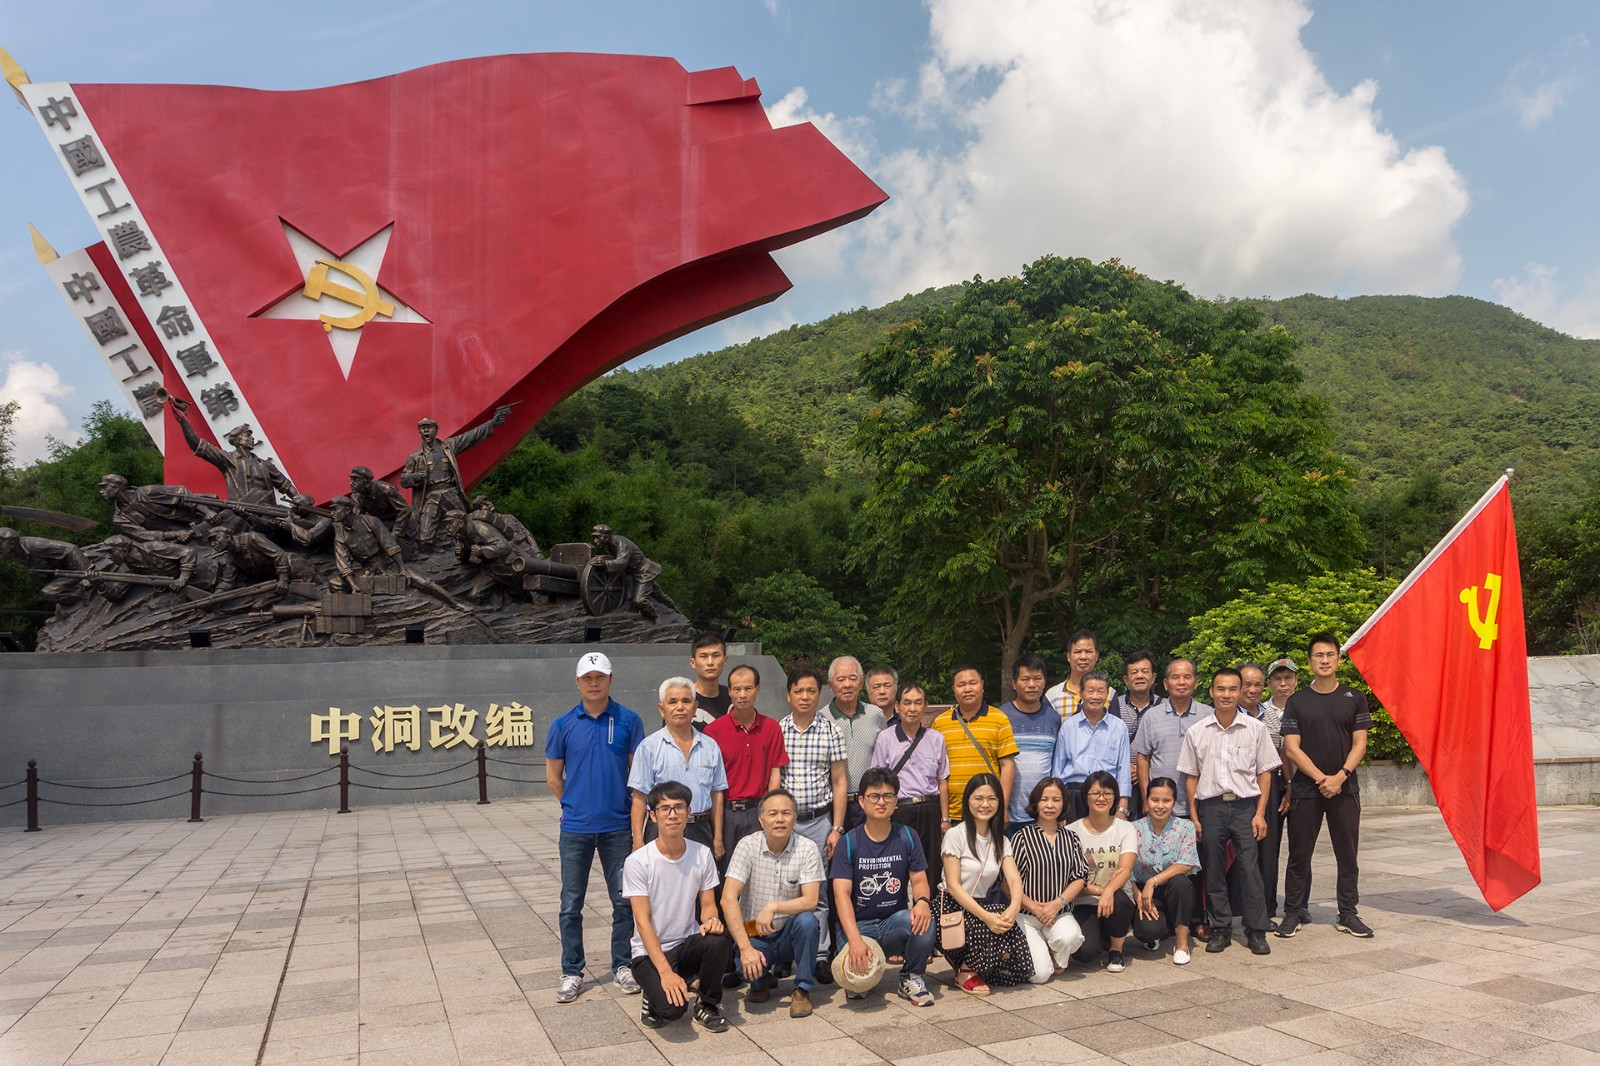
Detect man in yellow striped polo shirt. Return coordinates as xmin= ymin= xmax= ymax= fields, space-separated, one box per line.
xmin=931 ymin=665 xmax=1019 ymax=825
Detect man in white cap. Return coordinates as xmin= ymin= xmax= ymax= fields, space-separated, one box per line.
xmin=544 ymin=651 xmax=646 ymax=1003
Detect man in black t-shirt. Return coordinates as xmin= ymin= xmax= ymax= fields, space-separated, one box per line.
xmin=689 ymin=632 xmax=732 ymax=730
xmin=1277 ymin=632 xmax=1373 ymax=939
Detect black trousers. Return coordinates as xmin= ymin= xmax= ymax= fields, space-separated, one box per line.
xmin=892 ymin=796 xmax=944 ymax=891
xmin=1196 ymin=796 xmax=1268 ymax=935
xmin=1229 ymin=773 xmax=1285 ymax=919
xmin=1131 ymin=876 xmax=1197 ymax=942
xmin=1284 ymin=786 xmax=1361 ymax=918
xmin=843 ymin=795 xmax=868 ymax=832
xmin=720 ymin=805 xmax=763 ymax=874
xmin=1070 ymin=892 xmax=1134 ymax=961
xmin=633 ymin=933 xmax=733 ymax=1019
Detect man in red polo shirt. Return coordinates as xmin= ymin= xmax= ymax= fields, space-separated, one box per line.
xmin=705 ymin=664 xmax=790 ymax=865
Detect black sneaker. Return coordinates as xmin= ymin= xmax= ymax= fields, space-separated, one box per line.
xmin=1275 ymin=914 xmax=1301 ymax=938
xmin=694 ymin=1001 xmax=730 ymax=1033
xmin=813 ymin=959 xmax=834 ymax=985
xmin=1204 ymin=932 xmax=1231 ymax=954
xmin=1141 ymin=938 xmax=1161 ymax=952
xmin=1106 ymin=950 xmax=1127 ymax=972
xmin=640 ymin=1005 xmax=666 ymax=1029
xmin=1336 ymin=914 xmax=1374 ymax=938
xmin=1246 ymin=932 xmax=1271 ymax=956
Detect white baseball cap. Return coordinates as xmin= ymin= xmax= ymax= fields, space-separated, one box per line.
xmin=576 ymin=652 xmax=614 ymax=677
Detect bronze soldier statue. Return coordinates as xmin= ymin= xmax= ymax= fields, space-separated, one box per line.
xmin=328 ymin=496 xmax=406 ymax=592
xmin=350 ymin=466 xmax=414 ymax=543
xmin=206 ymin=526 xmax=291 ymax=593
xmin=468 ymin=495 xmax=542 ymax=559
xmin=98 ymin=474 xmax=203 ymax=542
xmin=399 ymin=408 xmax=509 ymax=546
xmin=445 ymin=509 xmax=532 ymax=599
xmin=173 ymin=406 xmax=295 ymax=505
xmin=591 ymin=524 xmax=665 ymax=620
xmin=1 ymin=527 xmax=91 ymax=603
xmin=284 ymin=494 xmax=333 ymax=552
xmin=101 ymin=534 xmax=221 ymax=594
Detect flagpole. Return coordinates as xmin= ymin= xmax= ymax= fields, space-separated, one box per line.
xmin=1347 ymin=471 xmax=1512 ymax=650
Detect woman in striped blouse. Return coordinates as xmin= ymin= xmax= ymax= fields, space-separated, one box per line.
xmin=1010 ymin=777 xmax=1089 ymax=980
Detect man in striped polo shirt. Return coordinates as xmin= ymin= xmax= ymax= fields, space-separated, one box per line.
xmin=932 ymin=665 xmax=1018 ymax=822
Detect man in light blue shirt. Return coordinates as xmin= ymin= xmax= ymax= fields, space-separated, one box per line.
xmin=1000 ymin=652 xmax=1058 ymax=831
xmin=629 ymin=676 xmax=729 ymax=854
xmin=1051 ymin=671 xmax=1131 ymax=821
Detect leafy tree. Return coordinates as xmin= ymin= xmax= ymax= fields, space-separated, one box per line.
xmin=851 ymin=256 xmax=1365 ymax=697
xmin=1521 ymin=479 xmax=1600 ymax=655
xmin=731 ymin=570 xmax=867 ymax=670
xmin=1 ymin=402 xmax=163 ymax=647
xmin=1173 ymin=569 xmax=1413 ymax=763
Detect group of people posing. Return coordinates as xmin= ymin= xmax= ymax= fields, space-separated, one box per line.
xmin=543 ymin=629 xmax=1374 ymax=1033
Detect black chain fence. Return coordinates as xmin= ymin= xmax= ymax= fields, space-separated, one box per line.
xmin=8 ymin=746 xmax=547 ymax=831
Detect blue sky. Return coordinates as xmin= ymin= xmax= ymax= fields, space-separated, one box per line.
xmin=1 ymin=0 xmax=1596 ymax=462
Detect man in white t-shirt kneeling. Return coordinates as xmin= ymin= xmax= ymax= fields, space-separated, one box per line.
xmin=624 ymin=781 xmax=734 ymax=1032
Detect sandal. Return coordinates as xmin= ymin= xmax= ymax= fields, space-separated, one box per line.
xmin=956 ymin=968 xmax=990 ymax=996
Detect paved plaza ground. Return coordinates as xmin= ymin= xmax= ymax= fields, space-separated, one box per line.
xmin=1 ymin=797 xmax=1598 ymax=1066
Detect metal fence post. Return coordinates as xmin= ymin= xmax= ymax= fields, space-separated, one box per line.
xmin=188 ymin=752 xmax=204 ymax=822
xmin=25 ymin=760 xmax=39 ymax=832
xmin=477 ymin=746 xmax=489 ymax=805
xmin=338 ymin=746 xmax=351 ymax=813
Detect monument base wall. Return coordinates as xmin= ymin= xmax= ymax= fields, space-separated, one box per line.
xmin=0 ymin=642 xmax=783 ymax=825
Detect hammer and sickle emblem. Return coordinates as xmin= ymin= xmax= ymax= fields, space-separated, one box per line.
xmin=301 ymin=258 xmax=395 ymax=333
xmin=1459 ymin=572 xmax=1502 ymax=650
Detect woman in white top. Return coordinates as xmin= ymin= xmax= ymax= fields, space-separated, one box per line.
xmin=1066 ymin=770 xmax=1138 ymax=972
xmin=939 ymin=773 xmax=1034 ymax=994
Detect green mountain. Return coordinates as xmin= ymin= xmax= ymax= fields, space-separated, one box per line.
xmin=626 ymin=287 xmax=1600 ymax=514
xmin=1256 ymin=294 xmax=1600 ymax=513
xmin=624 ymin=284 xmax=964 ymax=478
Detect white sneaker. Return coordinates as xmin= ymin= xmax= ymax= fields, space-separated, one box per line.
xmin=899 ymin=974 xmax=935 ymax=1007
xmin=1173 ymin=949 xmax=1191 ymax=966
xmin=556 ymin=974 xmax=583 ymax=1003
xmin=614 ymin=966 xmax=640 ymax=995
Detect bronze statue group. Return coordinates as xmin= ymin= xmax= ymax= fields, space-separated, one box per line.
xmin=548 ymin=629 xmax=1374 ymax=1032
xmin=2 ymin=406 xmax=673 ymax=646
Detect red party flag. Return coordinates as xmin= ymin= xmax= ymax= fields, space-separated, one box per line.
xmin=1346 ymin=475 xmax=1539 ymax=910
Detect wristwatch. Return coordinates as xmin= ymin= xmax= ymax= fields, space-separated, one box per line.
xmin=913 ymin=895 xmax=930 ymax=906
xmin=831 ymin=825 xmax=845 ymax=834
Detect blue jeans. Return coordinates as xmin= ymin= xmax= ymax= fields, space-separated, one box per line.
xmin=853 ymin=908 xmax=935 ymax=978
xmin=558 ymin=828 xmax=633 ymax=977
xmin=749 ymin=911 xmax=820 ymax=992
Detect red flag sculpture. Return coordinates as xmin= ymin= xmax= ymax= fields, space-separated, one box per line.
xmin=1346 ymin=474 xmax=1540 ymax=910
xmin=12 ymin=52 xmax=887 ymax=502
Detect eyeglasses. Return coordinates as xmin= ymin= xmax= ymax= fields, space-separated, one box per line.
xmin=654 ymin=803 xmax=689 ymax=816
xmin=1086 ymin=791 xmax=1116 ymax=801
xmin=862 ymin=792 xmax=897 ymax=804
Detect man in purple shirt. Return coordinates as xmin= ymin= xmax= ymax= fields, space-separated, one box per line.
xmin=869 ymin=682 xmax=949 ymax=889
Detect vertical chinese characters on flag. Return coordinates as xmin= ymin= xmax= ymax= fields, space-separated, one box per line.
xmin=1346 ymin=476 xmax=1539 ymax=910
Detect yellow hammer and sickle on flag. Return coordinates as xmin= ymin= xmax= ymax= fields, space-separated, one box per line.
xmin=1459 ymin=572 xmax=1502 ymax=650
xmin=301 ymin=258 xmax=395 ymax=333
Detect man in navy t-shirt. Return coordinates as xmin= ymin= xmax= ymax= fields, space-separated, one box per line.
xmin=544 ymin=652 xmax=646 ymax=1003
xmin=828 ymin=767 xmax=937 ymax=1006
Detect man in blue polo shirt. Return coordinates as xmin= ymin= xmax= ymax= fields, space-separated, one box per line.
xmin=545 ymin=651 xmax=646 ymax=1004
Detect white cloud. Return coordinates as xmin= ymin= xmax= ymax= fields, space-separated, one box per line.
xmin=1503 ymin=34 xmax=1588 ymax=130
xmin=1493 ymin=263 xmax=1600 ymax=339
xmin=766 ymin=87 xmax=877 ymax=167
xmin=0 ymin=353 xmax=78 ymax=466
xmin=797 ymin=0 xmax=1472 ymax=303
